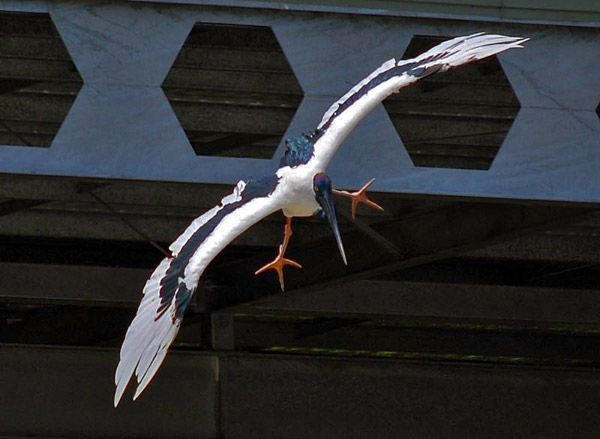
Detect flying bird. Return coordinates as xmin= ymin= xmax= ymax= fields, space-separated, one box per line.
xmin=114 ymin=33 xmax=527 ymax=406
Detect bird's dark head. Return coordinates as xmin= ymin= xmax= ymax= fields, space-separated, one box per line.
xmin=313 ymin=173 xmax=332 ymax=196
xmin=313 ymin=173 xmax=347 ymax=265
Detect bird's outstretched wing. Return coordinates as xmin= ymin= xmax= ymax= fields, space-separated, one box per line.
xmin=115 ymin=33 xmax=528 ymax=406
xmin=114 ymin=175 xmax=282 ymax=406
xmin=310 ymin=33 xmax=528 ymax=168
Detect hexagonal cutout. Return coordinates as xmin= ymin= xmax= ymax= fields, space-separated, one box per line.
xmin=0 ymin=11 xmax=83 ymax=147
xmin=383 ymin=35 xmax=520 ymax=170
xmin=162 ymin=23 xmax=303 ymax=159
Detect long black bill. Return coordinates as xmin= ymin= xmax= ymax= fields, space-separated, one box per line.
xmin=317 ymin=191 xmax=347 ymax=265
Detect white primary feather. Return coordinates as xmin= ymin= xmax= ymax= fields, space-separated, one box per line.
xmin=114 ymin=257 xmax=172 ymax=406
xmin=114 ymin=188 xmax=284 ymax=406
xmin=313 ymin=33 xmax=528 ymax=169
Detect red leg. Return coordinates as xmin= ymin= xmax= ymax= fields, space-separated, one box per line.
xmin=332 ymin=178 xmax=384 ymax=219
xmin=255 ymin=216 xmax=302 ymax=291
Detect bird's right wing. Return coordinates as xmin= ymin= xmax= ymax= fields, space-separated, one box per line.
xmin=114 ymin=175 xmax=284 ymax=406
xmin=311 ymin=33 xmax=528 ymax=168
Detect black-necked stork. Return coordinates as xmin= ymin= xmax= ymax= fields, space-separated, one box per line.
xmin=114 ymin=33 xmax=527 ymax=406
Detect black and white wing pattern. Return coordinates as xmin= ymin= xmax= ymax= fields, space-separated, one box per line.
xmin=310 ymin=33 xmax=528 ymax=168
xmin=114 ymin=176 xmax=282 ymax=406
xmin=114 ymin=33 xmax=527 ymax=406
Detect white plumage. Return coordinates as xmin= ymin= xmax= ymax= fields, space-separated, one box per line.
xmin=114 ymin=33 xmax=527 ymax=406
xmin=114 ymin=182 xmax=282 ymax=406
xmin=313 ymin=33 xmax=527 ymax=166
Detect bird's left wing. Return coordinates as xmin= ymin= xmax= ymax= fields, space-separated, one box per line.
xmin=311 ymin=33 xmax=528 ymax=167
xmin=114 ymin=175 xmax=282 ymax=406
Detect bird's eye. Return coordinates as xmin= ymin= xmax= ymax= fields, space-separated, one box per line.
xmin=314 ymin=185 xmax=319 ymax=192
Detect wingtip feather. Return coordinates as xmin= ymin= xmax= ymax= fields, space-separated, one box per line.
xmin=113 ymin=256 xmax=183 ymax=406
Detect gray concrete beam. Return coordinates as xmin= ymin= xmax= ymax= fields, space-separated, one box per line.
xmin=221 ymin=352 xmax=600 ymax=439
xmin=250 ymin=279 xmax=600 ymax=324
xmin=2 ymin=344 xmax=599 ymax=439
xmin=0 ymin=344 xmax=218 ymax=438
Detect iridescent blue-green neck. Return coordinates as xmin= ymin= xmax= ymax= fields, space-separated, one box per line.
xmin=278 ymin=132 xmax=319 ymax=168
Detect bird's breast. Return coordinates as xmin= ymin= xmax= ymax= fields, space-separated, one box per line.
xmin=277 ymin=165 xmax=322 ymax=218
xmin=282 ymin=198 xmax=320 ymax=218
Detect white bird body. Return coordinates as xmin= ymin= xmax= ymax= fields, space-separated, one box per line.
xmin=278 ymin=163 xmax=323 ymax=217
xmin=114 ymin=33 xmax=528 ymax=406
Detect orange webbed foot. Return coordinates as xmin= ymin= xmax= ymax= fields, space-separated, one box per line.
xmin=255 ymin=216 xmax=301 ymax=291
xmin=332 ymin=178 xmax=384 ymax=219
